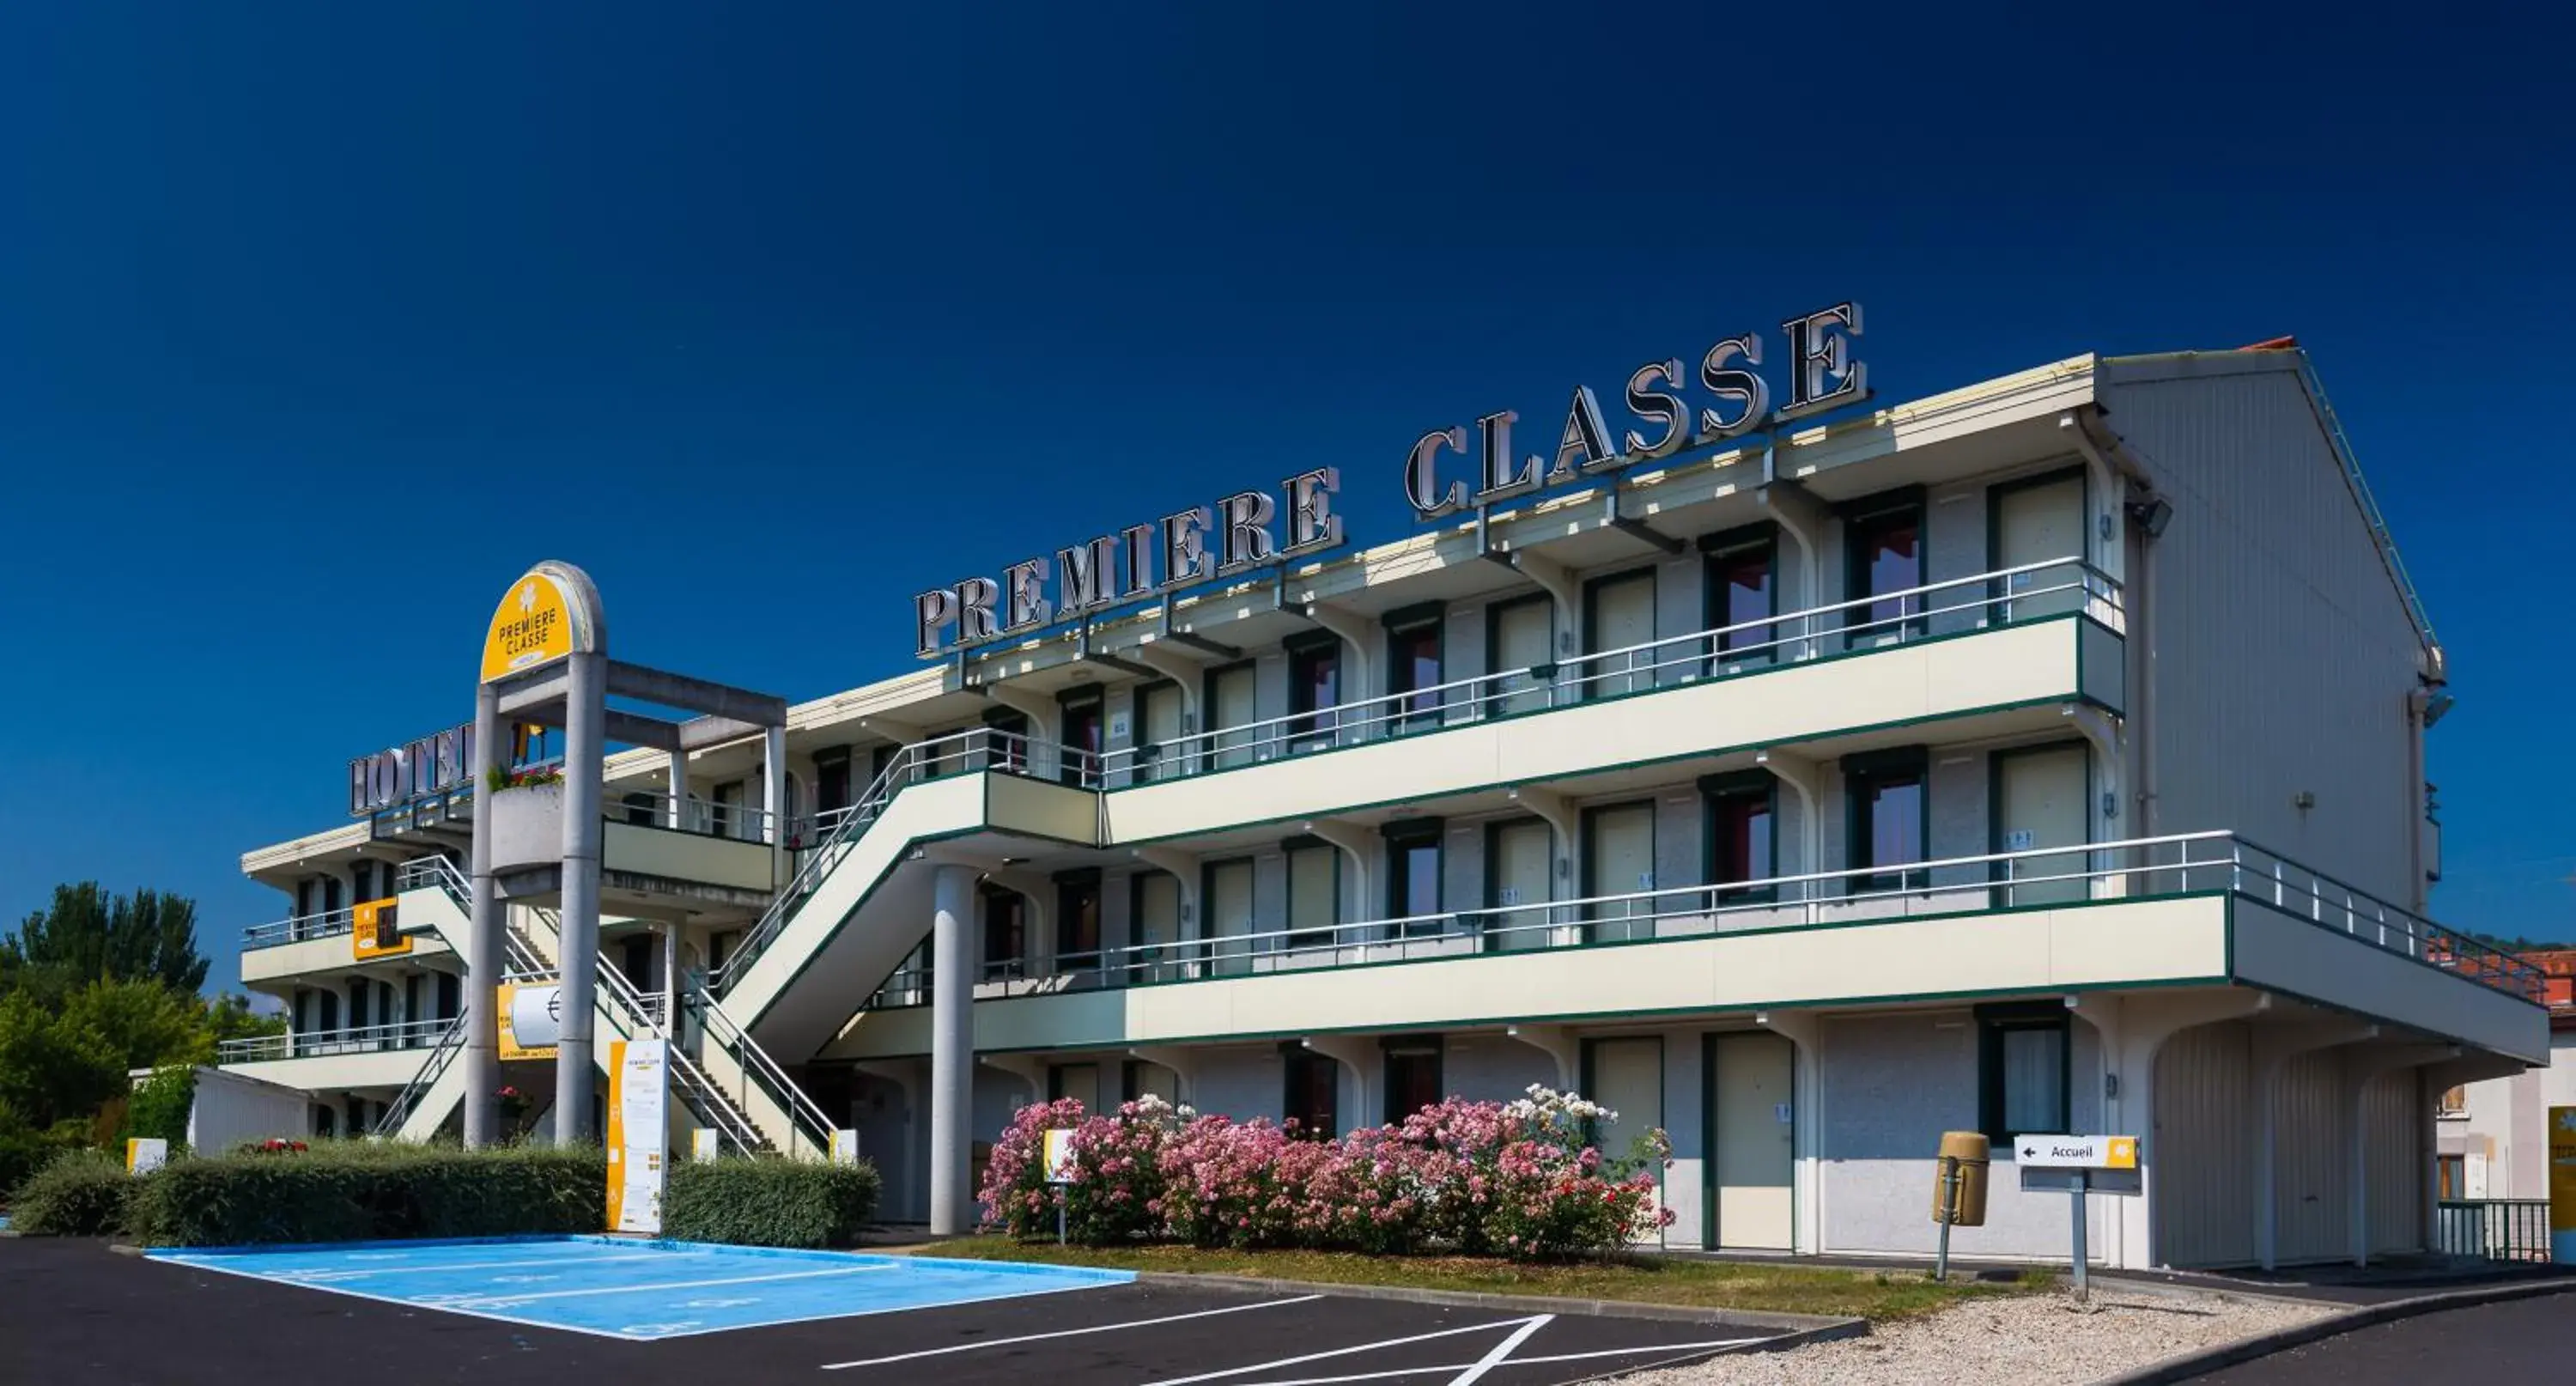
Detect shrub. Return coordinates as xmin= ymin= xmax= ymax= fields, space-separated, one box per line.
xmin=0 ymin=1100 xmax=94 ymax=1204
xmin=663 ymin=1156 xmax=880 ymax=1248
xmin=8 ymin=1149 xmax=138 ymax=1236
xmin=123 ymin=1140 xmax=606 ymax=1246
xmin=981 ymin=1085 xmax=1674 ymax=1261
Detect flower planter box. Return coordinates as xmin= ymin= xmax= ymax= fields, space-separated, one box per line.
xmin=487 ymin=782 xmax=566 ymax=872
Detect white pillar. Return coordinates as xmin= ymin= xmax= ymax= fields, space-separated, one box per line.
xmin=929 ymin=864 xmax=978 ymax=1235
xmin=762 ymin=724 xmax=788 ymax=888
xmin=555 ymin=650 xmax=605 ymax=1144
xmin=464 ymin=681 xmax=503 ymax=1148
xmin=659 ymin=921 xmax=678 ymax=1035
xmin=666 ymin=749 xmax=688 ymax=830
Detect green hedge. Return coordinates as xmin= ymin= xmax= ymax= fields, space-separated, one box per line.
xmin=7 ymin=1150 xmax=138 ymax=1236
xmin=663 ymin=1157 xmax=880 ymax=1248
xmin=125 ymin=1141 xmax=606 ymax=1246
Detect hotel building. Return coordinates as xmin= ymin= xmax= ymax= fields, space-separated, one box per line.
xmin=221 ymin=333 xmax=2550 ymax=1272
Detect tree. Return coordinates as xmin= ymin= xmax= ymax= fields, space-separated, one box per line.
xmin=0 ymin=992 xmax=124 ymax=1132
xmin=58 ymin=979 xmax=213 ymax=1073
xmin=1 ymin=884 xmax=209 ymax=995
xmin=206 ymin=994 xmax=287 ymax=1046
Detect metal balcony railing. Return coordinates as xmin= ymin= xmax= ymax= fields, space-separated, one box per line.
xmin=861 ymin=830 xmax=2545 ymax=1010
xmin=241 ymin=908 xmax=356 ymax=949
xmin=718 ymin=726 xmax=1097 ymax=989
xmin=1097 ymin=556 xmax=2122 ymax=785
xmin=609 ymin=790 xmax=776 ymax=843
xmin=219 ymin=1016 xmax=455 ymax=1062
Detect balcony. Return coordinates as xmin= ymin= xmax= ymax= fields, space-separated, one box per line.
xmin=1098 ymin=558 xmax=2126 ymax=843
xmin=242 ymin=908 xmax=357 ymax=949
xmin=216 ymin=1017 xmax=458 ymax=1091
xmin=837 ymin=831 xmax=2547 ymax=1065
xmin=239 ymin=904 xmax=452 ymax=986
xmin=218 ymin=1017 xmax=455 ymax=1063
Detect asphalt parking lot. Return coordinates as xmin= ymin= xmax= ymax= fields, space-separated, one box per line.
xmin=2175 ymin=1290 xmax=2576 ymax=1385
xmin=0 ymin=1236 xmax=1793 ymax=1385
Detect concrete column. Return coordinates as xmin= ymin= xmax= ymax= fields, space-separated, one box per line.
xmin=762 ymin=724 xmax=788 ymax=887
xmin=666 ymin=749 xmax=688 ymax=830
xmin=1758 ymin=1011 xmax=1826 ymax=1256
xmin=465 ymin=681 xmax=504 ymax=1148
xmin=1504 ymin=1023 xmax=1579 ymax=1091
xmin=1300 ymin=1035 xmax=1375 ymax=1133
xmin=2338 ymin=1044 xmax=2457 ymax=1265
xmin=928 ymin=863 xmax=979 ymax=1235
xmin=2107 ymin=991 xmax=2271 ymax=1269
xmin=2251 ymin=1019 xmax=2377 ymax=1270
xmin=1303 ymin=605 xmax=1378 ymax=743
xmin=1299 ymin=818 xmax=1376 ymax=936
xmin=1124 ymin=1047 xmax=1200 ymax=1107
xmin=1504 ymin=785 xmax=1578 ymax=945
xmin=555 ymin=651 xmax=606 ymax=1145
xmin=659 ymin=921 xmax=678 ymax=1036
xmin=1756 ymin=478 xmax=1831 ymax=660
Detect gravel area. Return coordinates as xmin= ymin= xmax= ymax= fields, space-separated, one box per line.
xmin=1621 ymin=1289 xmax=2339 ymax=1385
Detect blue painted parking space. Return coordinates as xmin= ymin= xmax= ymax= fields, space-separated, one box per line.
xmin=148 ymin=1236 xmax=1132 ymax=1340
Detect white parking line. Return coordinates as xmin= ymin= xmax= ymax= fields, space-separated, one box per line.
xmin=1221 ymin=1337 xmax=1768 ymax=1386
xmin=1440 ymin=1315 xmax=1551 ymax=1386
xmin=448 ymin=1263 xmax=898 ymax=1306
xmin=1143 ymin=1316 xmax=1548 ymax=1386
xmin=258 ymin=1251 xmax=683 ymax=1280
xmin=819 ymin=1294 xmax=1327 ymax=1369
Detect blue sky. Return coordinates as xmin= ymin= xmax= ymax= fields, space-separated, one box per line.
xmin=1 ymin=4 xmax=2568 ymax=994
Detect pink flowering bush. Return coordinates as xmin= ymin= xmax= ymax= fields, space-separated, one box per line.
xmin=980 ymin=1097 xmax=1084 ymax=1239
xmin=978 ymin=1085 xmax=1674 ymax=1261
xmin=977 ymin=1095 xmax=1187 ymax=1243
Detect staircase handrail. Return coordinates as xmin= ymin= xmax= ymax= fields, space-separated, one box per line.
xmin=593 ymin=956 xmax=765 ymax=1156
xmin=686 ymin=976 xmax=837 ymax=1158
xmin=398 ymin=855 xmax=552 ymax=976
xmin=373 ymin=1013 xmax=465 ymax=1136
xmin=714 ymin=726 xmax=1076 ymax=991
xmin=395 ymin=856 xmax=762 ymax=1152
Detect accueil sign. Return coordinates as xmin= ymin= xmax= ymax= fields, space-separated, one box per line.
xmin=1405 ymin=301 xmax=1866 ymax=519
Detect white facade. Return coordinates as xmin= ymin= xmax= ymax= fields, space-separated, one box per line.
xmin=221 ymin=341 xmax=2550 ymax=1269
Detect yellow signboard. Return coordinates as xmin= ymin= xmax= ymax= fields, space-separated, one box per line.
xmin=479 ymin=563 xmax=598 ymax=684
xmin=2549 ymin=1105 xmax=2575 ymax=1264
xmin=496 ymin=981 xmax=561 ymax=1061
xmin=2105 ymin=1137 xmax=2139 ymax=1170
xmin=350 ymin=898 xmax=411 ymax=959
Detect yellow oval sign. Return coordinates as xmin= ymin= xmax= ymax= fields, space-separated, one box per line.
xmin=480 ymin=564 xmax=598 ymax=683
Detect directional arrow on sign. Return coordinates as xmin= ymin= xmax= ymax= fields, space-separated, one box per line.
xmin=2015 ymin=1134 xmax=2138 ymax=1170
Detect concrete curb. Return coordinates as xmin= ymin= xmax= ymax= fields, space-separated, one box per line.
xmin=2093 ymin=1275 xmax=2576 ymax=1386
xmin=1128 ymin=1270 xmax=1868 ymax=1350
xmin=2070 ymin=1274 xmax=2372 ymax=1314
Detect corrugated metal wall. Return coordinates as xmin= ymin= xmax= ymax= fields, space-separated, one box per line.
xmin=2271 ymin=1051 xmax=2350 ymax=1263
xmin=2362 ymin=1069 xmax=2423 ymax=1255
xmin=2154 ymin=1020 xmax=2255 ymax=1267
xmin=2101 ymin=361 xmax=2427 ymax=908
